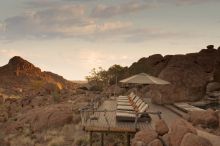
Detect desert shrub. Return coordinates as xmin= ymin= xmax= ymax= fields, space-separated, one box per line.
xmin=89 ymin=85 xmax=103 ymax=92
xmin=31 ymin=80 xmax=45 ymax=90
xmin=9 ymin=135 xmax=35 ymax=146
xmin=52 ymin=92 xmax=61 ymax=103
xmin=44 ymin=130 xmax=59 ymax=141
xmin=61 ymin=124 xmax=75 ymax=141
xmin=75 ymin=137 xmax=89 ymax=146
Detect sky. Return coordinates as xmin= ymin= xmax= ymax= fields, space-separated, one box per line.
xmin=0 ymin=0 xmax=219 ymax=80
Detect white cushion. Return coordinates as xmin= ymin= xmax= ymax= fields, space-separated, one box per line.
xmin=116 ymin=112 xmax=136 ymax=118
xmin=139 ymin=104 xmax=149 ymax=113
xmin=133 ymin=96 xmax=140 ymax=103
xmin=117 ymin=105 xmax=134 ymax=110
xmin=138 ymin=103 xmax=145 ymax=111
xmin=136 ymin=100 xmax=143 ymax=107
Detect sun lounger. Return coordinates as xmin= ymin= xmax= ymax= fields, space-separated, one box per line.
xmin=117 ymin=102 xmax=131 ymax=106
xmin=133 ymin=96 xmax=140 ymax=103
xmin=118 ymin=95 xmax=137 ymax=102
xmin=117 ymin=98 xmax=129 ymax=101
xmin=117 ymin=95 xmax=137 ymax=103
xmin=117 ymin=92 xmax=134 ymax=99
xmin=117 ymin=105 xmax=134 ymax=111
xmin=117 ymin=96 xmax=128 ymax=100
xmin=116 ymin=104 xmax=150 ymax=122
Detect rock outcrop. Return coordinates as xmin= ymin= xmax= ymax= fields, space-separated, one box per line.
xmin=145 ymin=45 xmax=220 ymax=104
xmin=132 ymin=119 xmax=213 ymax=146
xmin=132 ymin=129 xmax=158 ymax=145
xmin=188 ymin=109 xmax=219 ymax=128
xmin=169 ymin=119 xmax=197 ymax=146
xmin=155 ymin=119 xmax=169 ymax=136
xmin=129 ymin=54 xmax=171 ymax=76
xmin=180 ymin=133 xmax=212 ymax=146
xmin=3 ymin=103 xmax=73 ymax=134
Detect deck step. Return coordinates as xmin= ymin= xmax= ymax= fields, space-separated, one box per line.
xmin=164 ymin=104 xmax=188 ymax=119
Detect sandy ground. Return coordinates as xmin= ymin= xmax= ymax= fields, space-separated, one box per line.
xmin=145 ymin=98 xmax=220 ymax=146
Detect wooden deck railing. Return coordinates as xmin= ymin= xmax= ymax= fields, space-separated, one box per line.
xmin=79 ymin=105 xmax=162 ymax=131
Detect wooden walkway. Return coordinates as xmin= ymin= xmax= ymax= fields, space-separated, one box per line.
xmin=83 ymin=100 xmax=151 ymax=133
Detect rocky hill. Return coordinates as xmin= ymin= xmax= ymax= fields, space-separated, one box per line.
xmin=117 ymin=45 xmax=220 ymax=104
xmin=0 ymin=56 xmax=74 ymax=96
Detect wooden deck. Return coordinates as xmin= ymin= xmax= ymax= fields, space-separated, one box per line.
xmin=83 ymin=100 xmax=151 ymax=133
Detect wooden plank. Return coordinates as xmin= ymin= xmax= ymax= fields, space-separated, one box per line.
xmin=89 ymin=131 xmax=92 ymax=146
xmin=84 ymin=100 xmax=150 ymax=133
xmin=101 ymin=133 xmax=104 ymax=146
xmin=126 ymin=133 xmax=131 ymax=146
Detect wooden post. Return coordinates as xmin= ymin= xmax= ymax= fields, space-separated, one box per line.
xmin=90 ymin=132 xmax=93 ymax=146
xmin=126 ymin=133 xmax=130 ymax=146
xmin=101 ymin=133 xmax=104 ymax=146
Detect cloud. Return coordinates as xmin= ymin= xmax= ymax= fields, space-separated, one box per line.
xmin=1 ymin=3 xmax=135 ymax=40
xmin=98 ymin=21 xmax=132 ymax=32
xmin=78 ymin=49 xmax=135 ymax=69
xmin=25 ymin=0 xmax=62 ymax=8
xmin=0 ymin=49 xmax=22 ymax=57
xmin=148 ymin=0 xmax=219 ymax=6
xmin=0 ymin=0 xmax=194 ymax=42
xmin=123 ymin=28 xmax=188 ymax=42
xmin=91 ymin=0 xmax=154 ymax=18
xmin=175 ymin=0 xmax=218 ymax=5
xmin=90 ymin=0 xmax=219 ymax=18
xmin=0 ymin=22 xmax=5 ymax=32
xmin=2 ymin=5 xmax=95 ymax=39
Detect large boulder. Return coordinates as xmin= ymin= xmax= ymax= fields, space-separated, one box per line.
xmin=189 ymin=109 xmax=219 ymax=128
xmin=150 ymin=54 xmax=209 ymax=104
xmin=148 ymin=139 xmax=163 ymax=146
xmin=214 ymin=59 xmax=220 ymax=82
xmin=206 ymin=82 xmax=220 ymax=93
xmin=3 ymin=103 xmax=73 ymax=134
xmin=196 ymin=47 xmax=218 ymax=73
xmin=132 ymin=129 xmax=158 ymax=146
xmin=180 ymin=133 xmax=212 ymax=146
xmin=162 ymin=134 xmax=170 ymax=146
xmin=129 ymin=54 xmax=170 ymax=76
xmin=170 ymin=119 xmax=197 ymax=146
xmin=155 ymin=119 xmax=169 ymax=136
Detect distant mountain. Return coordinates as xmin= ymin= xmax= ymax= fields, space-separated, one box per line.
xmin=0 ymin=56 xmax=74 ymax=95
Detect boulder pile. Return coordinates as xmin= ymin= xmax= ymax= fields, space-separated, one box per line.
xmin=144 ymin=45 xmax=220 ymax=104
xmin=3 ymin=103 xmax=73 ymax=134
xmin=188 ymin=109 xmax=219 ymax=128
xmin=132 ymin=119 xmax=213 ymax=146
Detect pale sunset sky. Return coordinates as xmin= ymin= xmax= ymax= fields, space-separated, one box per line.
xmin=0 ymin=0 xmax=219 ymax=80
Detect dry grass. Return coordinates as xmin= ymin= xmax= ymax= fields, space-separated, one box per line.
xmin=47 ymin=136 xmax=65 ymax=146
xmin=43 ymin=130 xmax=59 ymax=142
xmin=8 ymin=135 xmax=35 ymax=146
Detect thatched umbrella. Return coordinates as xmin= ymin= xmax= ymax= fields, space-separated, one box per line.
xmin=120 ymin=73 xmax=170 ymax=97
xmin=120 ymin=73 xmax=170 ymax=85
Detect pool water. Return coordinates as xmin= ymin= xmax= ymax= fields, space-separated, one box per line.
xmin=195 ymin=102 xmax=220 ymax=110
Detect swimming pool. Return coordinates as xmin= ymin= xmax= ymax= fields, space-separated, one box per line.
xmin=194 ymin=102 xmax=220 ymax=110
